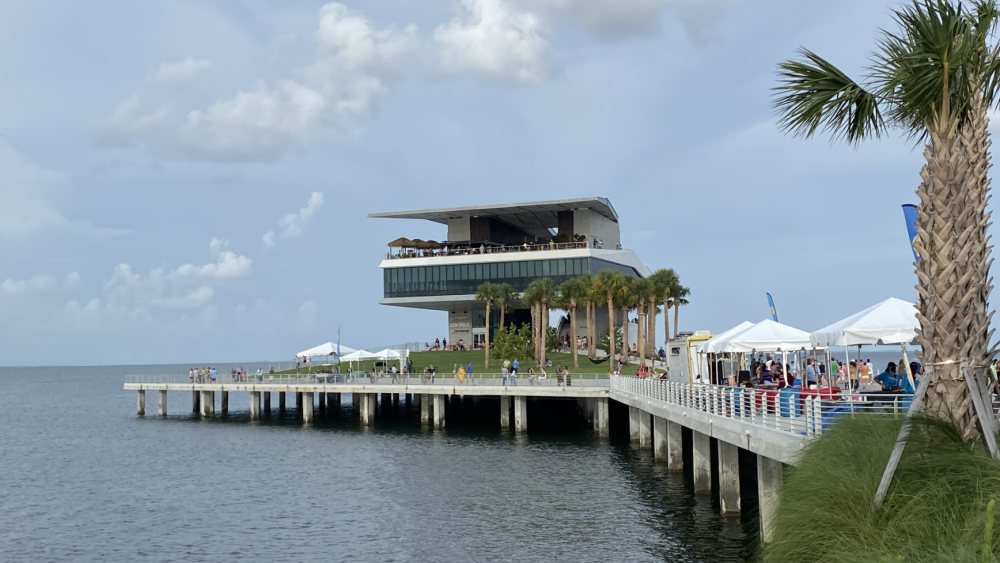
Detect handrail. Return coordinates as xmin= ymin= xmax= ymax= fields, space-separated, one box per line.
xmin=384 ymin=241 xmax=628 ymax=260
xmin=611 ymin=376 xmax=916 ymax=437
xmin=125 ymin=373 xmax=611 ymax=387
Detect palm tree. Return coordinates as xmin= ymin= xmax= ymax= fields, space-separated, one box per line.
xmin=594 ymin=270 xmax=628 ymax=363
xmin=671 ymin=285 xmax=690 ymax=339
xmin=523 ymin=278 xmax=555 ymax=367
xmin=618 ymin=281 xmax=638 ymax=363
xmin=495 ymin=283 xmax=515 ymax=330
xmin=557 ymin=277 xmax=590 ymax=369
xmin=773 ymin=0 xmax=1000 ymax=441
xmin=575 ymin=273 xmax=596 ymax=359
xmin=631 ymin=278 xmax=653 ymax=363
xmin=647 ymin=269 xmax=676 ymax=362
xmin=475 ymin=281 xmax=498 ymax=369
xmin=651 ymin=268 xmax=679 ymax=351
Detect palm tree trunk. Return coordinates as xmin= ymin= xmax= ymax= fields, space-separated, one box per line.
xmin=607 ymin=296 xmax=616 ymax=362
xmin=647 ymin=298 xmax=656 ymax=363
xmin=586 ymin=301 xmax=595 ymax=360
xmin=570 ymin=301 xmax=579 ymax=369
xmin=916 ymin=102 xmax=995 ymax=442
xmin=499 ymin=302 xmax=506 ymax=331
xmin=636 ymin=302 xmax=645 ymax=363
xmin=673 ymin=303 xmax=680 ymax=338
xmin=621 ymin=308 xmax=630 ymax=364
xmin=533 ymin=303 xmax=541 ymax=367
xmin=541 ymin=299 xmax=548 ymax=361
xmin=484 ymin=300 xmax=491 ymax=369
xmin=663 ymin=297 xmax=670 ymax=350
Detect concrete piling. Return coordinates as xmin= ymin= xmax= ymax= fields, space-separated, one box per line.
xmin=758 ymin=455 xmax=783 ymax=543
xmin=263 ymin=392 xmax=271 ymax=413
xmin=421 ymin=395 xmax=431 ymax=425
xmin=666 ymin=420 xmax=683 ymax=472
xmin=718 ymin=441 xmax=741 ymax=515
xmin=137 ymin=390 xmax=145 ymax=416
xmin=221 ymin=391 xmax=229 ymax=414
xmin=500 ymin=395 xmax=511 ymax=429
xmin=653 ymin=416 xmax=667 ymax=460
xmin=628 ymin=406 xmax=640 ymax=442
xmin=433 ymin=394 xmax=445 ymax=429
xmin=279 ymin=391 xmax=286 ymax=411
xmin=638 ymin=410 xmax=652 ymax=449
xmin=303 ymin=392 xmax=314 ymax=424
xmin=158 ymin=390 xmax=167 ymax=417
xmin=693 ymin=430 xmax=712 ymax=494
xmin=514 ymin=395 xmax=527 ymax=433
xmin=250 ymin=391 xmax=260 ymax=420
xmin=192 ymin=390 xmax=200 ymax=414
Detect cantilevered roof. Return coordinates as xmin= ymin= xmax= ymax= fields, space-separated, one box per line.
xmin=368 ymin=197 xmax=618 ymax=239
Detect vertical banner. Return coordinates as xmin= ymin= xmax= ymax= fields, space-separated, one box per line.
xmin=766 ymin=293 xmax=778 ymax=322
xmin=902 ymin=204 xmax=920 ymax=262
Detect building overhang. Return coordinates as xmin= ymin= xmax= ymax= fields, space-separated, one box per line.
xmin=378 ymin=248 xmax=652 ymax=278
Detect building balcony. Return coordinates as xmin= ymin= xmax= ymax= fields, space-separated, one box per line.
xmin=383 ymin=240 xmax=623 ymax=261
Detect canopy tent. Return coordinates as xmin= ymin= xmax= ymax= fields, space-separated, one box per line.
xmin=297 ymin=342 xmax=359 ymax=358
xmin=697 ymin=321 xmax=756 ymax=354
xmin=387 ymin=237 xmax=413 ymax=247
xmin=809 ymin=298 xmax=918 ymax=347
xmin=723 ymin=319 xmax=813 ymax=353
xmin=340 ymin=350 xmax=381 ymax=361
xmin=374 ymin=349 xmax=402 ymax=359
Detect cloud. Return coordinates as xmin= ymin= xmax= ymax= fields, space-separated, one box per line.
xmin=93 ymin=3 xmax=415 ymax=162
xmin=209 ymin=237 xmax=228 ymax=254
xmin=65 ymin=272 xmax=81 ymax=286
xmin=278 ymin=192 xmax=324 ymax=237
xmin=149 ymin=57 xmax=215 ymax=86
xmin=296 ymin=300 xmax=320 ymax=328
xmin=262 ymin=231 xmax=275 ymax=249
xmin=0 ymin=140 xmax=70 ymax=238
xmin=434 ymin=0 xmax=548 ymax=82
xmin=1 ymin=275 xmax=57 ymax=294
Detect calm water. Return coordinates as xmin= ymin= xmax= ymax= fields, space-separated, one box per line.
xmin=0 ymin=365 xmax=757 ymax=562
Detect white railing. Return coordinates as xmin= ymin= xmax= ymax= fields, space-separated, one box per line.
xmin=611 ymin=376 xmax=915 ymax=437
xmin=126 ymin=373 xmax=611 ymax=388
xmin=384 ymin=241 xmax=628 ymax=260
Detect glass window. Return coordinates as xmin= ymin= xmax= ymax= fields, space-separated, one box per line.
xmin=557 ymin=259 xmax=566 ymax=276
xmin=527 ymin=261 xmax=535 ymax=277
xmin=475 ymin=264 xmax=483 ymax=279
xmin=446 ymin=266 xmax=454 ymax=281
xmin=574 ymin=258 xmax=583 ymax=275
xmin=541 ymin=261 xmax=550 ymax=276
xmin=505 ymin=262 xmax=513 ymax=278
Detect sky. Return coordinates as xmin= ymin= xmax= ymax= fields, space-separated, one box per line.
xmin=0 ymin=0 xmax=986 ymax=365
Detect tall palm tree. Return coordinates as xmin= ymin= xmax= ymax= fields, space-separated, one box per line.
xmin=671 ymin=285 xmax=690 ymax=339
xmin=523 ymin=278 xmax=555 ymax=367
xmin=475 ymin=281 xmax=498 ymax=369
xmin=773 ymin=0 xmax=1000 ymax=441
xmin=631 ymin=278 xmax=652 ymax=363
xmin=619 ymin=281 xmax=638 ymax=363
xmin=575 ymin=273 xmax=596 ymax=359
xmin=495 ymin=283 xmax=515 ymax=330
xmin=647 ymin=269 xmax=677 ymax=361
xmin=651 ymin=268 xmax=680 ymax=351
xmin=594 ymin=270 xmax=628 ymax=363
xmin=557 ymin=277 xmax=589 ymax=369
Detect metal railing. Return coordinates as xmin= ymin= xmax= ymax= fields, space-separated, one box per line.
xmin=384 ymin=241 xmax=627 ymax=260
xmin=612 ymin=376 xmax=915 ymax=437
xmin=126 ymin=373 xmax=611 ymax=388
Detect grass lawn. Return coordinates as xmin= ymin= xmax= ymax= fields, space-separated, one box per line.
xmin=276 ymin=350 xmax=610 ymax=375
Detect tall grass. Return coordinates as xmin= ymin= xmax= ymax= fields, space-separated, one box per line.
xmin=764 ymin=416 xmax=1000 ymax=562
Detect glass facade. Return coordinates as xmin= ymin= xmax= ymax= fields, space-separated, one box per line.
xmin=383 ymin=257 xmax=639 ymax=299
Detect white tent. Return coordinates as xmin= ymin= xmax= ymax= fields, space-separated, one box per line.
xmin=809 ymin=298 xmax=918 ymax=347
xmin=723 ymin=319 xmax=813 ymax=353
xmin=297 ymin=342 xmax=358 ymax=358
xmin=374 ymin=349 xmax=402 ymax=359
xmin=340 ymin=350 xmax=380 ymax=361
xmin=697 ymin=321 xmax=756 ymax=354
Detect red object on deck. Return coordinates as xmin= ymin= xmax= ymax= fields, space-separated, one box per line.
xmin=755 ymin=390 xmax=780 ymax=413
xmin=799 ymin=387 xmax=841 ymax=407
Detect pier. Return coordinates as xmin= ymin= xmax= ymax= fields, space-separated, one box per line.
xmin=125 ymin=374 xmax=913 ymax=542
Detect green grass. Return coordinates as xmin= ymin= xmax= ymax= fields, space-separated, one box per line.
xmin=764 ymin=416 xmax=1000 ymax=563
xmin=275 ymin=350 xmax=608 ymax=375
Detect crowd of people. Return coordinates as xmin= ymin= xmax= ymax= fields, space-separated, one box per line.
xmin=388 ymin=237 xmax=624 ymax=260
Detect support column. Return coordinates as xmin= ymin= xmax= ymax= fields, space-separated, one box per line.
xmin=199 ymin=391 xmax=210 ymax=417
xmin=158 ymin=390 xmax=167 ymax=417
xmin=325 ymin=393 xmax=334 ymax=411
xmin=303 ymin=392 xmax=315 ymax=424
xmin=500 ymin=395 xmax=511 ymax=429
xmin=413 ymin=393 xmax=421 ymax=409
xmin=596 ymin=398 xmax=609 ymax=437
xmin=693 ymin=430 xmax=712 ymax=494
xmin=629 ymin=406 xmax=640 ymax=442
xmin=192 ymin=390 xmax=200 ymax=413
xmin=137 ymin=390 xmax=145 ymax=416
xmin=639 ymin=409 xmax=652 ymax=449
xmin=279 ymin=391 xmax=286 ymax=411
xmin=758 ymin=455 xmax=783 ymax=543
xmin=421 ymin=395 xmax=431 ymax=425
xmin=653 ymin=416 xmax=668 ymax=460
xmin=718 ymin=441 xmax=741 ymax=515
xmin=296 ymin=392 xmax=303 ymax=412
xmin=433 ymin=394 xmax=446 ymax=429
xmin=250 ymin=391 xmax=260 ymax=420
xmin=207 ymin=391 xmax=215 ymax=415
xmin=221 ymin=391 xmax=229 ymax=414
xmin=667 ymin=420 xmax=683 ymax=472
xmin=514 ymin=395 xmax=527 ymax=433
xmin=264 ymin=392 xmax=271 ymax=413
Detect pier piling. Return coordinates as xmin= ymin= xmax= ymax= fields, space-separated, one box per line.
xmin=432 ymin=395 xmax=445 ymax=429
xmin=250 ymin=391 xmax=260 ymax=420
xmin=136 ymin=390 xmax=145 ymax=416
xmin=653 ymin=416 xmax=667 ymax=459
xmin=500 ymin=395 xmax=511 ymax=429
xmin=158 ymin=390 xmax=167 ymax=417
xmin=514 ymin=395 xmax=527 ymax=433
xmin=718 ymin=441 xmax=741 ymax=514
xmin=638 ymin=410 xmax=652 ymax=449
xmin=758 ymin=455 xmax=782 ymax=543
xmin=192 ymin=390 xmax=200 ymax=414
xmin=596 ymin=398 xmax=609 ymax=436
xmin=279 ymin=392 xmax=286 ymax=411
xmin=303 ymin=392 xmax=314 ymax=423
xmin=221 ymin=391 xmax=229 ymax=414
xmin=692 ymin=431 xmax=712 ymax=493
xmin=628 ymin=406 xmax=640 ymax=442
xmin=264 ymin=392 xmax=271 ymax=413
xmin=666 ymin=420 xmax=683 ymax=472
xmin=420 ymin=395 xmax=430 ymax=425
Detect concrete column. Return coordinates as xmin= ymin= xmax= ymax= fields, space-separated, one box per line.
xmin=718 ymin=441 xmax=741 ymax=515
xmin=433 ymin=394 xmax=446 ymax=429
xmin=317 ymin=392 xmax=325 ymax=412
xmin=250 ymin=391 xmax=260 ymax=420
xmin=420 ymin=395 xmax=431 ymax=425
xmin=137 ymin=390 xmax=145 ymax=416
xmin=158 ymin=390 xmax=167 ymax=417
xmin=666 ymin=420 xmax=683 ymax=472
xmin=367 ymin=394 xmax=377 ymax=425
xmin=296 ymin=392 xmax=303 ymax=411
xmin=199 ymin=391 xmax=210 ymax=417
xmin=303 ymin=392 xmax=315 ymax=423
xmin=279 ymin=391 xmax=286 ymax=411
xmin=638 ymin=409 xmax=652 ymax=449
xmin=414 ymin=393 xmax=421 ymax=409
xmin=264 ymin=392 xmax=271 ymax=413
xmin=653 ymin=416 xmax=668 ymax=460
xmin=207 ymin=391 xmax=215 ymax=415
xmin=500 ymin=395 xmax=511 ymax=429
xmin=628 ymin=406 xmax=640 ymax=442
xmin=596 ymin=398 xmax=609 ymax=437
xmin=758 ymin=455 xmax=783 ymax=543
xmin=221 ymin=391 xmax=229 ymax=414
xmin=192 ymin=390 xmax=200 ymax=413
xmin=325 ymin=393 xmax=334 ymax=410
xmin=514 ymin=395 xmax=527 ymax=433
xmin=693 ymin=430 xmax=712 ymax=494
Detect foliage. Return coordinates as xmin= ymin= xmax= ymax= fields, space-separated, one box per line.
xmin=597 ymin=325 xmax=623 ymax=355
xmin=764 ymin=415 xmax=1000 ymax=563
xmin=545 ymin=325 xmax=559 ymax=352
xmin=492 ymin=323 xmax=535 ymax=364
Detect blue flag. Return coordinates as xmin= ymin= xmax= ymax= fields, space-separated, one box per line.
xmin=902 ymin=204 xmax=920 ymax=262
xmin=766 ymin=293 xmax=778 ymax=322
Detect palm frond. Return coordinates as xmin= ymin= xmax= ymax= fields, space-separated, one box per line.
xmin=773 ymin=48 xmax=885 ymax=145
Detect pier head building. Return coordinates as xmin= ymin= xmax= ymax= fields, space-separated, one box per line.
xmin=369 ymin=198 xmax=652 ymax=349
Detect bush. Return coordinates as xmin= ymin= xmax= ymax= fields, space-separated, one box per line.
xmin=765 ymin=416 xmax=1000 ymax=563
xmin=597 ymin=326 xmax=623 ymax=355
xmin=493 ymin=323 xmax=534 ymax=364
